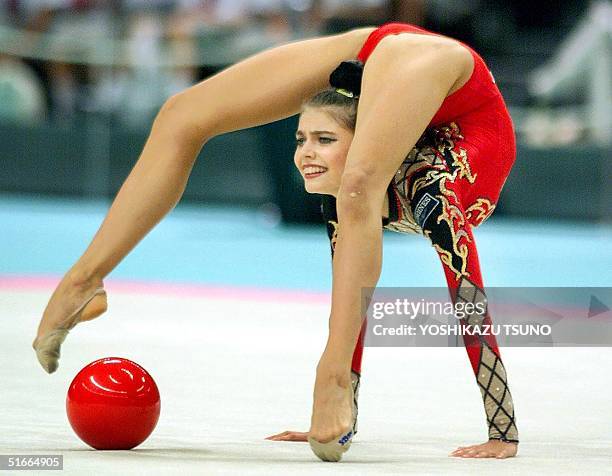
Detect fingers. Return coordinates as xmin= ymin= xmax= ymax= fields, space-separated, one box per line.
xmin=265 ymin=431 xmax=309 ymax=442
xmin=265 ymin=430 xmax=289 ymax=440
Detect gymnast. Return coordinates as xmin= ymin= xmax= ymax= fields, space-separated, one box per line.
xmin=34 ymin=22 xmax=518 ymax=461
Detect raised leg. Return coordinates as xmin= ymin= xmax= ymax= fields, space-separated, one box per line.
xmin=33 ymin=28 xmax=375 ymax=372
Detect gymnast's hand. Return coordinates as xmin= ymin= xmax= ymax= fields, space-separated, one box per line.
xmin=265 ymin=430 xmax=309 ymax=442
xmin=450 ymin=440 xmax=518 ymax=459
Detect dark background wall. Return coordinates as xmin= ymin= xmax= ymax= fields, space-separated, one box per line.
xmin=1 ymin=120 xmax=609 ymax=223
xmin=1 ymin=0 xmax=609 ymax=224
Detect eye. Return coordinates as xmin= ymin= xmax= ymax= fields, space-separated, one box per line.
xmin=319 ymin=137 xmax=336 ymax=144
xmin=295 ymin=137 xmax=305 ymax=146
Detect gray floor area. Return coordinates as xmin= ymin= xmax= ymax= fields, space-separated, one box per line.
xmin=1 ymin=197 xmax=611 ymax=474
xmin=2 ymin=289 xmax=611 ymax=475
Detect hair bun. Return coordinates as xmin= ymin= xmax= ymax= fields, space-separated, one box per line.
xmin=329 ymin=60 xmax=364 ymax=98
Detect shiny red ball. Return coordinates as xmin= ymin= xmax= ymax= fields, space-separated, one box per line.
xmin=66 ymin=357 xmax=161 ymax=450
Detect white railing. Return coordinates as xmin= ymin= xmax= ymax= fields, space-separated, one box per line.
xmin=529 ymin=1 xmax=612 ymax=144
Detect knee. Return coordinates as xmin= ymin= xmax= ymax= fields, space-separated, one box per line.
xmin=155 ymin=93 xmax=185 ymax=130
xmin=336 ymin=167 xmax=383 ymax=223
xmin=153 ymin=91 xmax=215 ymax=145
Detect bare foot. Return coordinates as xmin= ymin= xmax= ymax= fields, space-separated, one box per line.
xmin=265 ymin=430 xmax=308 ymax=442
xmin=33 ymin=270 xmax=106 ymax=373
xmin=450 ymin=440 xmax=518 ymax=459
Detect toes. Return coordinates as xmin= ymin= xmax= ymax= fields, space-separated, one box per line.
xmin=34 ymin=345 xmax=60 ymax=374
xmin=38 ymin=354 xmax=58 ymax=374
xmin=40 ymin=358 xmax=58 ymax=374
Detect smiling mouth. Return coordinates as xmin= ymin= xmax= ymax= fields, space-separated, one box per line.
xmin=303 ymin=166 xmax=328 ymax=179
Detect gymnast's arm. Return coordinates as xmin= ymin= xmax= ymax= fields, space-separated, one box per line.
xmin=264 ymin=196 xmax=339 ymax=443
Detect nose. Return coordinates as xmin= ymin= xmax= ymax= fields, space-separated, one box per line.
xmin=299 ymin=141 xmax=316 ymax=162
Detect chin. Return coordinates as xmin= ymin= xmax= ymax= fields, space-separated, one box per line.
xmin=305 ymin=185 xmax=331 ymax=196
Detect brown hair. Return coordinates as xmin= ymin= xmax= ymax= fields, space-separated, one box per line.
xmin=302 ymin=88 xmax=358 ymax=132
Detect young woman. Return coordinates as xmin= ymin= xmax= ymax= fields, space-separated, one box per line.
xmin=267 ymin=67 xmax=519 ymax=459
xmin=33 ymin=23 xmax=518 ymax=461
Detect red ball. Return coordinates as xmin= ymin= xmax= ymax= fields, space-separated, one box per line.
xmin=66 ymin=357 xmax=161 ymax=450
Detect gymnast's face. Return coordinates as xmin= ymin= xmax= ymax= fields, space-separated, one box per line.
xmin=294 ymin=107 xmax=354 ymax=196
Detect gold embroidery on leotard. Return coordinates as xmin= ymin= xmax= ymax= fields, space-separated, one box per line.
xmin=466 ymin=198 xmax=496 ymax=226
xmin=386 ymin=123 xmax=475 ymax=279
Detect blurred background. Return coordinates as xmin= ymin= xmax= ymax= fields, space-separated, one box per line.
xmin=1 ymin=3 xmax=611 ymax=469
xmin=0 ymin=0 xmax=610 ymax=224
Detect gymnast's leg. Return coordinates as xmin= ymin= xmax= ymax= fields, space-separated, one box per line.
xmin=403 ymin=127 xmax=518 ymax=457
xmin=33 ymin=28 xmax=375 ymax=372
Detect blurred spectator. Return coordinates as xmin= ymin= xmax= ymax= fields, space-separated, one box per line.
xmin=319 ymin=0 xmax=389 ymax=32
xmin=2 ymin=1 xmax=109 ymax=122
xmin=12 ymin=0 xmax=592 ymax=132
xmin=0 ymin=53 xmax=47 ymax=124
xmin=389 ymin=0 xmax=425 ymax=26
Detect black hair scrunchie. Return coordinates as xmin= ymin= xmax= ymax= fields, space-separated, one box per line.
xmin=329 ymin=60 xmax=364 ymax=98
